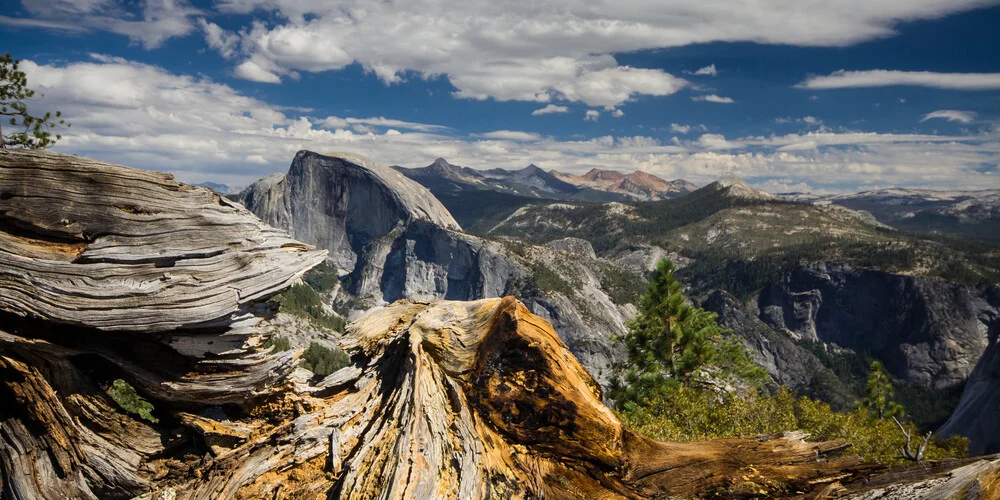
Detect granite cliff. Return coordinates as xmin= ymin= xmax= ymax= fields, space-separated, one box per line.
xmin=240 ymin=151 xmax=637 ymax=383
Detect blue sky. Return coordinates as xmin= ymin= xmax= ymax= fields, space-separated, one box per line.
xmin=1 ymin=0 xmax=999 ymax=192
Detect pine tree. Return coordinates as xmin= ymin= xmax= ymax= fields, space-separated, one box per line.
xmin=0 ymin=53 xmax=69 ymax=149
xmin=609 ymin=258 xmax=763 ymax=406
xmin=856 ymin=360 xmax=905 ymax=419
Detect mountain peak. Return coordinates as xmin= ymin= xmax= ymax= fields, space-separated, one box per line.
xmin=716 ymin=172 xmax=746 ymax=188
xmin=706 ymin=171 xmax=774 ymax=200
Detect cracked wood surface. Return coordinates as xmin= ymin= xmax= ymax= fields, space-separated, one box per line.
xmin=0 ymin=148 xmax=326 ymax=332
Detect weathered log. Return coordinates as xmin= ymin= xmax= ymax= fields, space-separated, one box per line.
xmin=0 ymin=148 xmax=326 ymax=332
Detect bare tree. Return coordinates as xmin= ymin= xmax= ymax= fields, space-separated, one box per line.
xmin=893 ymin=416 xmax=932 ymax=461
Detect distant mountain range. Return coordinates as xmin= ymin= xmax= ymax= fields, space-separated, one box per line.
xmin=392 ymin=158 xmax=697 ymax=202
xmin=782 ymin=188 xmax=1000 ymax=243
xmin=551 ymin=168 xmax=698 ymax=200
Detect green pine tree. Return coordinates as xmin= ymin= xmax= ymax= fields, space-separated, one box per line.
xmin=609 ymin=258 xmax=765 ymax=407
xmin=856 ymin=360 xmax=905 ymax=419
xmin=0 ymin=53 xmax=69 ymax=149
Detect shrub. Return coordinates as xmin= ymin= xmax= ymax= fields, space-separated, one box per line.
xmin=619 ymin=386 xmax=968 ymax=466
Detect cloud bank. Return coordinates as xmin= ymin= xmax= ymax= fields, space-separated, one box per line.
xmin=20 ymin=56 xmax=997 ymax=193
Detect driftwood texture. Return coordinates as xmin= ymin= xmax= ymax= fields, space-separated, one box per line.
xmin=2 ymin=150 xmax=999 ymax=499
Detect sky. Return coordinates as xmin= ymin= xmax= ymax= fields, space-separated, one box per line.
xmin=1 ymin=0 xmax=999 ymax=193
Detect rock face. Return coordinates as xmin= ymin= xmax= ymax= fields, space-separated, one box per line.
xmin=703 ymin=290 xmax=857 ymax=409
xmin=241 ymin=151 xmax=459 ymax=272
xmin=757 ymin=263 xmax=1000 ymax=390
xmin=241 ymin=152 xmax=634 ymax=384
xmin=940 ymin=285 xmax=1000 ymax=455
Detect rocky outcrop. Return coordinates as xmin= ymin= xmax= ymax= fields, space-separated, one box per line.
xmin=241 ymin=151 xmax=459 ymax=272
xmin=241 ymin=152 xmax=633 ymax=384
xmin=703 ymin=290 xmax=857 ymax=409
xmin=940 ymin=286 xmax=1000 ymax=455
xmin=545 ymin=236 xmax=597 ymax=259
xmin=757 ymin=263 xmax=999 ymax=390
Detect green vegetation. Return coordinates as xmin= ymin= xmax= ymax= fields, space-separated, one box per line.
xmin=106 ymin=379 xmax=159 ymax=424
xmin=1 ymin=53 xmax=69 ymax=149
xmin=277 ymin=283 xmax=346 ymax=331
xmin=619 ymin=387 xmax=968 ymax=466
xmin=856 ymin=361 xmax=905 ymax=419
xmin=609 ymin=258 xmax=767 ymax=406
xmin=301 ymin=342 xmax=350 ymax=376
xmin=599 ymin=264 xmax=645 ymax=305
xmin=796 ymin=339 xmax=965 ymax=428
xmin=303 ymin=262 xmax=340 ymax=293
xmin=613 ymin=259 xmax=968 ymax=466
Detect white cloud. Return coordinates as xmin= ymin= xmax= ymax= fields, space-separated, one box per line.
xmin=585 ymin=110 xmax=600 ymax=121
xmin=689 ymin=64 xmax=718 ymax=76
xmin=696 ymin=134 xmax=743 ymax=150
xmin=798 ymin=70 xmax=1000 ymax=90
xmin=317 ymin=116 xmax=449 ymax=132
xmin=531 ymin=104 xmax=569 ymax=116
xmin=611 ymin=109 xmax=625 ymax=118
xmin=18 ymin=56 xmax=1000 ymax=192
xmin=233 ymin=60 xmax=281 ymax=83
xmin=692 ymin=94 xmax=735 ymax=103
xmin=2 ymin=0 xmax=201 ymax=48
xmin=776 ymin=116 xmax=823 ymax=126
xmin=184 ymin=0 xmax=996 ymax=107
xmin=670 ymin=123 xmax=691 ymax=134
xmin=477 ymin=130 xmax=542 ymax=141
xmin=921 ymin=110 xmax=977 ymax=124
xmin=198 ymin=18 xmax=240 ymax=58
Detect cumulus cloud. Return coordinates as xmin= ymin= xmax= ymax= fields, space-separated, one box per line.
xmin=921 ymin=110 xmax=977 ymax=123
xmin=182 ymin=0 xmax=996 ymax=106
xmin=234 ymin=60 xmax=281 ymax=83
xmin=18 ymin=56 xmax=1000 ymax=191
xmin=584 ymin=110 xmax=600 ymax=121
xmin=692 ymin=94 xmax=735 ymax=103
xmin=531 ymin=104 xmax=569 ymax=116
xmin=611 ymin=109 xmax=625 ymax=118
xmin=198 ymin=18 xmax=240 ymax=58
xmin=687 ymin=64 xmax=718 ymax=76
xmin=797 ymin=70 xmax=1000 ymax=90
xmin=670 ymin=123 xmax=691 ymax=134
